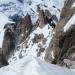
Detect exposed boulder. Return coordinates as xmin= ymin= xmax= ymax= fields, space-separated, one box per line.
xmin=37 ymin=46 xmax=45 ymax=57
xmin=32 ymin=34 xmax=44 ymax=43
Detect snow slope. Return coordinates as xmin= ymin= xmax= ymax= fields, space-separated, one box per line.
xmin=6 ymin=0 xmax=64 ymax=63
xmin=0 ymin=56 xmax=75 ymax=75
xmin=9 ymin=24 xmax=53 ymax=63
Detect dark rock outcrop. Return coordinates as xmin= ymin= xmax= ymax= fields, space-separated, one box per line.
xmin=0 ymin=54 xmax=9 ymax=68
xmin=2 ymin=13 xmax=32 ymax=54
xmin=9 ymin=14 xmax=22 ymax=22
xmin=45 ymin=25 xmax=75 ymax=68
xmin=38 ymin=9 xmax=57 ymax=28
xmin=32 ymin=34 xmax=44 ymax=43
xmin=58 ymin=25 xmax=75 ymax=64
xmin=17 ymin=0 xmax=24 ymax=3
xmin=0 ymin=13 xmax=32 ymax=68
xmin=15 ymin=13 xmax=32 ymax=44
xmin=2 ymin=24 xmax=15 ymax=57
xmin=38 ymin=10 xmax=47 ymax=28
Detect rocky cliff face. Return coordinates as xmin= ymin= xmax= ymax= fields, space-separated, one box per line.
xmin=2 ymin=24 xmax=15 ymax=57
xmin=15 ymin=13 xmax=32 ymax=45
xmin=1 ymin=13 xmax=32 ymax=66
xmin=45 ymin=25 xmax=75 ymax=68
xmin=57 ymin=25 xmax=75 ymax=67
xmin=38 ymin=10 xmax=47 ymax=28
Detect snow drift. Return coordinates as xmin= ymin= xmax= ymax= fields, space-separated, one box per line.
xmin=0 ymin=56 xmax=75 ymax=75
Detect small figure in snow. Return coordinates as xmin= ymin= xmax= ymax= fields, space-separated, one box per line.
xmin=45 ymin=10 xmax=58 ymax=28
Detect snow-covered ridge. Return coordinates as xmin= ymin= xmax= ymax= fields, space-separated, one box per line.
xmin=0 ymin=56 xmax=75 ymax=75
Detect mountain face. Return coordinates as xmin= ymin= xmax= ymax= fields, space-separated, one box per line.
xmin=0 ymin=0 xmax=64 ymax=61
xmin=0 ymin=0 xmax=75 ymax=75
xmin=0 ymin=0 xmax=64 ymax=21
